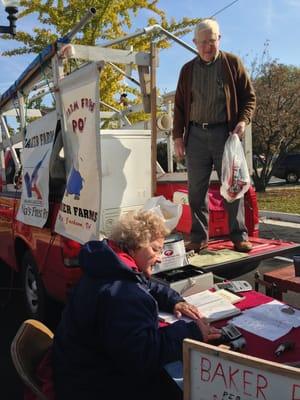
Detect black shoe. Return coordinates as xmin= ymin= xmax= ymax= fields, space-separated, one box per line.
xmin=234 ymin=240 xmax=252 ymax=252
xmin=185 ymin=241 xmax=208 ymax=252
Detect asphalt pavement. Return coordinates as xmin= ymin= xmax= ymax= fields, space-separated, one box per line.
xmin=242 ymin=218 xmax=300 ymax=308
xmin=1 ymin=266 xmax=26 ymax=399
xmin=1 ymin=217 xmax=300 ymax=399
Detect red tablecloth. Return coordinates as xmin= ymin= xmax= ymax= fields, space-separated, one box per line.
xmin=213 ymin=290 xmax=300 ymax=364
xmin=26 ymin=291 xmax=300 ymax=400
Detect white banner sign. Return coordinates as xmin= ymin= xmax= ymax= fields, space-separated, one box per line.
xmin=55 ymin=63 xmax=101 ymax=244
xmin=16 ymin=111 xmax=56 ymax=227
xmin=184 ymin=340 xmax=300 ymax=400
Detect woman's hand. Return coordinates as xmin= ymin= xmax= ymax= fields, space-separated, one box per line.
xmin=173 ymin=301 xmax=203 ymax=320
xmin=173 ymin=301 xmax=222 ymax=342
xmin=195 ymin=318 xmax=222 ymax=343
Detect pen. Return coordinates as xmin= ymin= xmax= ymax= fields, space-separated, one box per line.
xmin=275 ymin=341 xmax=295 ymax=357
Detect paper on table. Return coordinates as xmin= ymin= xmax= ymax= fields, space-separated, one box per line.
xmin=213 ymin=289 xmax=245 ymax=304
xmin=232 ymin=300 xmax=300 ymax=341
xmin=183 ymin=290 xmax=241 ymax=322
xmin=159 ymin=290 xmax=241 ymax=324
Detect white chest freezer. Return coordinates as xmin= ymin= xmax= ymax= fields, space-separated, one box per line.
xmin=99 ymin=129 xmax=151 ymax=235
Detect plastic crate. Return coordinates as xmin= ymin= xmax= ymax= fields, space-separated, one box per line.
xmin=157 ymin=181 xmax=259 ymax=238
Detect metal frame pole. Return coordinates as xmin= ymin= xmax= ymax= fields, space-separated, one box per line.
xmin=150 ymin=42 xmax=158 ymax=196
xmin=166 ymin=100 xmax=174 ymax=173
xmin=100 ymin=24 xmax=198 ymax=55
xmin=101 ymin=27 xmax=156 ymax=48
xmin=62 ymin=8 xmax=97 ymax=42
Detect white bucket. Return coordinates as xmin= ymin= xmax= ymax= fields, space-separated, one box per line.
xmin=152 ymin=233 xmax=187 ymax=274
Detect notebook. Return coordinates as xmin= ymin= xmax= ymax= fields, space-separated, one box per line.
xmin=213 ymin=289 xmax=245 ymax=304
xmin=183 ymin=290 xmax=241 ymax=322
xmin=159 ymin=290 xmax=241 ymax=324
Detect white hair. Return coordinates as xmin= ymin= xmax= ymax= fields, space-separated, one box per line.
xmin=194 ymin=19 xmax=220 ymax=39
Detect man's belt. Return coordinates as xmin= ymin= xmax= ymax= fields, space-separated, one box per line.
xmin=190 ymin=121 xmax=227 ymax=130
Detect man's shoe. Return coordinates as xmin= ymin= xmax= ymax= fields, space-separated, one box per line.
xmin=185 ymin=241 xmax=208 ymax=253
xmin=234 ymin=240 xmax=253 ymax=253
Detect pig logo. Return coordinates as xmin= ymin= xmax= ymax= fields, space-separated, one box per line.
xmin=66 ymin=164 xmax=84 ymax=200
xmin=65 ymin=129 xmax=84 ymax=200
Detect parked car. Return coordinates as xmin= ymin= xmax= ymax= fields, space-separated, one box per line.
xmin=273 ymin=153 xmax=300 ymax=183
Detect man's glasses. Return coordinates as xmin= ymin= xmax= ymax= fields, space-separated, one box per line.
xmin=197 ymin=39 xmax=219 ymax=47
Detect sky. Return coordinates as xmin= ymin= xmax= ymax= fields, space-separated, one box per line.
xmin=0 ymin=0 xmax=300 ymax=95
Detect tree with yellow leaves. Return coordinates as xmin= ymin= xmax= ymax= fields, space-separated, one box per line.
xmin=3 ymin=1 xmax=200 ymax=120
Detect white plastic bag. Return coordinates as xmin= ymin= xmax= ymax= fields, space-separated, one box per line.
xmin=143 ymin=195 xmax=182 ymax=231
xmin=220 ymin=133 xmax=250 ymax=203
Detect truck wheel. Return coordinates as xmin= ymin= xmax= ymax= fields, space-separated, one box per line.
xmin=22 ymin=252 xmax=46 ymax=321
xmin=286 ymin=172 xmax=298 ymax=184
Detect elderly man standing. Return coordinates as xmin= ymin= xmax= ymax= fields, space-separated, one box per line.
xmin=173 ymin=18 xmax=256 ymax=253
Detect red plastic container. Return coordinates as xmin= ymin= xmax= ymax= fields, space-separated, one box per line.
xmin=156 ymin=182 xmax=259 ymax=238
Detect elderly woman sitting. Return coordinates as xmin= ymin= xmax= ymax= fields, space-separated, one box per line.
xmin=52 ymin=210 xmax=220 ymax=400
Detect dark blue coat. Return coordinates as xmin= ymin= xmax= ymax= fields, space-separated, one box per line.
xmin=53 ymin=240 xmax=203 ymax=400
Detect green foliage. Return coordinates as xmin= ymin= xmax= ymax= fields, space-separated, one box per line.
xmin=257 ymin=188 xmax=300 ymax=214
xmin=3 ymin=1 xmax=200 ymax=120
xmin=251 ymin=45 xmax=300 ymax=192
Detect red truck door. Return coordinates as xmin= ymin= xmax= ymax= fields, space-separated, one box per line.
xmin=0 ymin=191 xmax=18 ymax=268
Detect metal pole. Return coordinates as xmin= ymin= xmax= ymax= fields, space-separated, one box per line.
xmin=101 ymin=26 xmax=156 ymax=48
xmin=100 ymin=101 xmax=131 ymax=126
xmin=100 ymin=24 xmax=198 ymax=55
xmin=63 ymin=8 xmax=97 ymax=42
xmin=166 ymin=100 xmax=174 ymax=173
xmin=0 ymin=116 xmax=21 ymax=171
xmin=17 ymin=92 xmax=26 ymax=144
xmin=150 ymin=42 xmax=158 ymax=196
xmin=107 ymin=62 xmax=140 ymax=86
xmin=158 ymin=26 xmax=198 ymax=55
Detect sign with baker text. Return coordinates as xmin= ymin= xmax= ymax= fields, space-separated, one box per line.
xmin=54 ymin=62 xmax=101 ymax=244
xmin=16 ymin=111 xmax=56 ymax=227
xmin=183 ymin=339 xmax=300 ymax=400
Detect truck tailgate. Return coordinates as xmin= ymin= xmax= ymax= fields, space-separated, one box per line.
xmin=188 ymin=237 xmax=300 ymax=279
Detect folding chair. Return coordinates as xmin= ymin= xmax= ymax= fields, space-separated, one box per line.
xmin=11 ymin=319 xmax=54 ymax=400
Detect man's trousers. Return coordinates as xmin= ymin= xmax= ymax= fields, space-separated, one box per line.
xmin=185 ymin=124 xmax=248 ymax=243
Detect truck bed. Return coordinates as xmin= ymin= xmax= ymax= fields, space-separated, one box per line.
xmin=189 ymin=236 xmax=300 ymax=279
xmin=156 ymin=175 xmax=300 ymax=279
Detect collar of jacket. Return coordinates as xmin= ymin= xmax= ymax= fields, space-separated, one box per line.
xmin=197 ymin=51 xmax=220 ymax=66
xmin=107 ymin=240 xmax=139 ymax=272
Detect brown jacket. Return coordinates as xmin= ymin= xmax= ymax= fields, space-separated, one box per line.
xmin=173 ymin=51 xmax=256 ymax=143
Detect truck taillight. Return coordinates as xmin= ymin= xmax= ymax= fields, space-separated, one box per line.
xmin=62 ymin=238 xmax=81 ymax=267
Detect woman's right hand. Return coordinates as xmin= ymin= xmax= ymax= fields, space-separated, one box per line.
xmin=195 ymin=318 xmax=222 ymax=343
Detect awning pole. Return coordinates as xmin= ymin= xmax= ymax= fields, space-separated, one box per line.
xmin=150 ymin=42 xmax=158 ymax=196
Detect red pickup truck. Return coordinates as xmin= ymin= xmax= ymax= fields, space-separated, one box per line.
xmin=0 ymin=150 xmax=82 ymax=320
xmin=1 ymin=30 xmax=299 ymax=323
xmin=1 ymin=147 xmax=299 ymax=322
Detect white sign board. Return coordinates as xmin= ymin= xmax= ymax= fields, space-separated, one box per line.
xmin=183 ymin=339 xmax=300 ymax=400
xmin=16 ymin=111 xmax=56 ymax=227
xmin=55 ymin=62 xmax=101 ymax=244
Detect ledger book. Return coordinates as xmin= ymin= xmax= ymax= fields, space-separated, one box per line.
xmin=183 ymin=290 xmax=241 ymax=322
xmin=159 ymin=290 xmax=241 ymax=324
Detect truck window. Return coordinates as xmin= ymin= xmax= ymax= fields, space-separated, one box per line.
xmin=49 ymin=129 xmax=66 ymax=202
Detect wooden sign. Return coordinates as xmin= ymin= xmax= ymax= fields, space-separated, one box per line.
xmin=183 ymin=339 xmax=300 ymax=400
